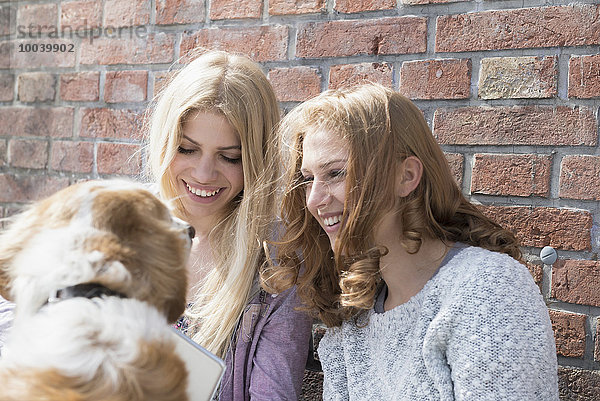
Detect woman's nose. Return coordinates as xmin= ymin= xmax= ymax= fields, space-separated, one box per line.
xmin=306 ymin=180 xmax=330 ymax=210
xmin=190 ymin=155 xmax=217 ymax=182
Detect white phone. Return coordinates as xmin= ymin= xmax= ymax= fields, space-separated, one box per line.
xmin=169 ymin=327 xmax=226 ymax=401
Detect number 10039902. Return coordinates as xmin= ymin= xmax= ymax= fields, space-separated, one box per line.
xmin=18 ymin=43 xmax=75 ymax=52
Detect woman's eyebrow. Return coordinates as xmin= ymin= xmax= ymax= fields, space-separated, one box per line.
xmin=182 ymin=135 xmax=241 ymax=151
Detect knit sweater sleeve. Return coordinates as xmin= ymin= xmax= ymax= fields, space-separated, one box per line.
xmin=424 ymin=250 xmax=558 ymax=400
xmin=319 ymin=327 xmax=350 ymax=401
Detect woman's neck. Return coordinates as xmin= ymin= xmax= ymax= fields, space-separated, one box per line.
xmin=379 ymin=237 xmax=450 ymax=311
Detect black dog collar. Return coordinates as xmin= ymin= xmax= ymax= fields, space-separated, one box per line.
xmin=45 ymin=283 xmax=127 ymax=305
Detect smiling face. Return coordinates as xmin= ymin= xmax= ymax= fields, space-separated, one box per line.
xmin=301 ymin=129 xmax=349 ymax=248
xmin=169 ymin=111 xmax=244 ymax=233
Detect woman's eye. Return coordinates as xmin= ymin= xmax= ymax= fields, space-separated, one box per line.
xmin=330 ymin=169 xmax=346 ymax=179
xmin=177 ymin=146 xmax=195 ymax=155
xmin=301 ymin=175 xmax=314 ymax=184
xmin=221 ymin=154 xmax=242 ymax=164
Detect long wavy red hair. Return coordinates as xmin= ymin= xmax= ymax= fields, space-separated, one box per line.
xmin=262 ymin=84 xmax=521 ymax=327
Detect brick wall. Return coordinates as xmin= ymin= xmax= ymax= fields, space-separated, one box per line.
xmin=1 ymin=0 xmax=600 ymax=399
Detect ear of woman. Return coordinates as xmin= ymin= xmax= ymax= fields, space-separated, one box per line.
xmin=395 ymin=156 xmax=423 ymax=198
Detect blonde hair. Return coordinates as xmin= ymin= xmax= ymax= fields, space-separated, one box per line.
xmin=264 ymin=84 xmax=520 ymax=327
xmin=146 ymin=50 xmax=280 ymax=357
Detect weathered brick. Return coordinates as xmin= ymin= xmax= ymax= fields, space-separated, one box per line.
xmin=0 ymin=5 xmax=15 ymax=36
xmin=0 ymin=108 xmax=73 ymax=138
xmin=334 ymin=0 xmax=395 ymax=13
xmin=436 ymin=5 xmax=600 ymax=52
xmin=181 ymin=26 xmax=288 ymax=62
xmin=210 ymin=0 xmax=261 ymax=20
xmin=104 ymin=0 xmax=149 ymax=27
xmin=17 ymin=73 xmax=55 ymax=103
xmin=268 ymin=67 xmax=321 ymax=102
xmin=8 ymin=139 xmax=48 ymax=169
xmin=50 ymin=141 xmax=94 ymax=173
xmin=97 ymin=143 xmax=142 ymax=175
xmin=433 ymin=106 xmax=597 ymax=146
xmin=80 ymin=108 xmax=142 ymax=140
xmin=569 ymin=54 xmax=600 ymax=99
xmin=444 ymin=152 xmax=463 ymax=187
xmin=61 ymin=0 xmax=102 ymax=30
xmin=269 ymin=0 xmax=325 ymax=15
xmin=596 ymin=323 xmax=600 ymax=362
xmin=0 ymin=140 xmax=7 ymax=168
xmin=559 ymin=155 xmax=600 ymax=200
xmin=329 ymin=63 xmax=392 ymax=90
xmin=17 ymin=3 xmax=57 ymax=34
xmin=104 ymin=71 xmax=148 ymax=103
xmin=480 ymin=206 xmax=592 ymax=251
xmin=80 ymin=33 xmax=174 ymax=65
xmin=558 ymin=367 xmax=600 ymax=399
xmin=471 ymin=154 xmax=551 ymax=197
xmin=549 ymin=310 xmax=586 ymax=358
xmin=0 ymin=73 xmax=14 ymax=101
xmin=479 ymin=56 xmax=557 ymax=99
xmin=552 ymin=260 xmax=600 ymax=307
xmin=400 ymin=58 xmax=470 ymax=100
xmin=0 ymin=41 xmax=9 ymax=70
xmin=296 ymin=17 xmax=426 ymax=58
xmin=60 ymin=72 xmax=100 ymax=101
xmin=156 ymin=0 xmax=205 ymax=25
xmin=153 ymin=71 xmax=178 ymax=98
xmin=0 ymin=174 xmax=69 ymax=203
xmin=525 ymin=262 xmax=543 ymax=289
xmin=301 ymin=370 xmax=324 ymax=400
xmin=10 ymin=40 xmax=76 ymax=69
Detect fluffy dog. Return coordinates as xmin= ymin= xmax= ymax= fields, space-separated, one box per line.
xmin=0 ymin=180 xmax=193 ymax=401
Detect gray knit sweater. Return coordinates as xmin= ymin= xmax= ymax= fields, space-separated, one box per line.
xmin=318 ymin=244 xmax=558 ymax=400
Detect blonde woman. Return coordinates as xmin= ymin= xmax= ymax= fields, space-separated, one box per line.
xmin=265 ymin=84 xmax=558 ymax=400
xmin=147 ymin=50 xmax=312 ymax=400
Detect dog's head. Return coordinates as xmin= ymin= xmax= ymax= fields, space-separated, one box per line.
xmin=0 ymin=180 xmax=192 ymax=322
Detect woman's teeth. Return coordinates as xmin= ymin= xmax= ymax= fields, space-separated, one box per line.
xmin=323 ymin=215 xmax=342 ymax=226
xmin=187 ymin=184 xmax=221 ymax=197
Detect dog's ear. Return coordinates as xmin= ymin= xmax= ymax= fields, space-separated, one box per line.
xmin=0 ymin=213 xmax=33 ymax=301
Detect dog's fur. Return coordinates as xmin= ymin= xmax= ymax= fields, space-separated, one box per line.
xmin=0 ymin=180 xmax=192 ymax=401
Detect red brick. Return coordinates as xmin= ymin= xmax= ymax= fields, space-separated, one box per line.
xmin=549 ymin=310 xmax=586 ymax=358
xmin=268 ymin=67 xmax=321 ymax=102
xmin=569 ymin=55 xmax=600 ymax=99
xmin=50 ymin=141 xmax=94 ymax=173
xmin=471 ymin=154 xmax=551 ymax=197
xmin=104 ymin=0 xmax=149 ymax=27
xmin=558 ymin=367 xmax=600 ymax=398
xmin=153 ymin=71 xmax=178 ymax=98
xmin=269 ymin=0 xmax=325 ymax=15
xmin=559 ymin=156 xmax=600 ymax=200
xmin=60 ymin=72 xmax=100 ymax=101
xmin=0 ymin=41 xmax=8 ymax=70
xmin=104 ymin=71 xmax=148 ymax=103
xmin=481 ymin=206 xmax=592 ymax=251
xmin=0 ymin=73 xmax=14 ymax=101
xmin=210 ymin=0 xmax=261 ymax=20
xmin=17 ymin=4 xmax=57 ymax=34
xmin=400 ymin=58 xmax=470 ymax=100
xmin=17 ymin=73 xmax=55 ymax=103
xmin=444 ymin=152 xmax=463 ymax=187
xmin=97 ymin=143 xmax=142 ymax=175
xmin=0 ymin=108 xmax=74 ymax=138
xmin=156 ymin=0 xmax=205 ymax=25
xmin=329 ymin=63 xmax=392 ymax=90
xmin=436 ymin=5 xmax=600 ymax=52
xmin=525 ymin=262 xmax=543 ymax=289
xmin=297 ymin=17 xmax=426 ymax=58
xmin=80 ymin=33 xmax=174 ymax=65
xmin=0 ymin=174 xmax=69 ymax=203
xmin=433 ymin=106 xmax=597 ymax=146
xmin=479 ymin=56 xmax=557 ymax=99
xmin=334 ymin=0 xmax=395 ymax=13
xmin=0 ymin=140 xmax=7 ymax=168
xmin=61 ymin=0 xmax=102 ymax=30
xmin=181 ymin=26 xmax=288 ymax=62
xmin=80 ymin=108 xmax=142 ymax=140
xmin=0 ymin=5 xmax=15 ymax=36
xmin=552 ymin=260 xmax=600 ymax=307
xmin=10 ymin=39 xmax=76 ymax=69
xmin=8 ymin=139 xmax=48 ymax=169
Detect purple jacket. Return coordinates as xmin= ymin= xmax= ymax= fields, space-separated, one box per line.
xmin=218 ymin=285 xmax=312 ymax=401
